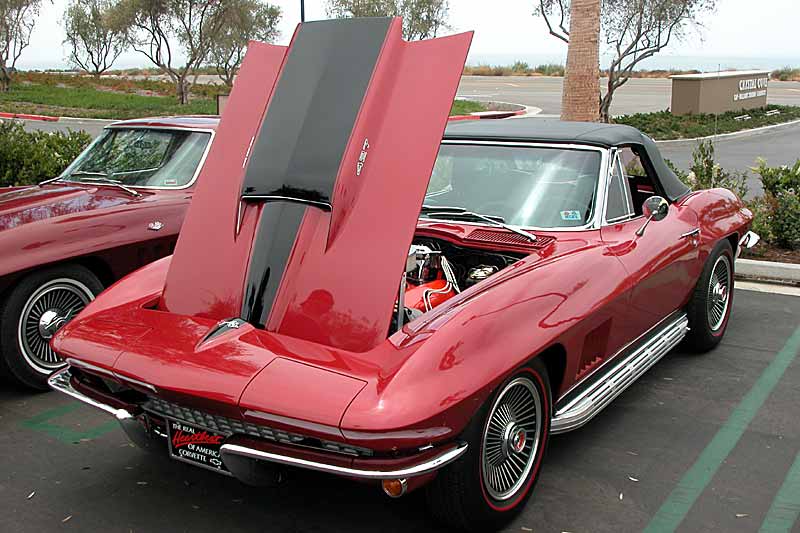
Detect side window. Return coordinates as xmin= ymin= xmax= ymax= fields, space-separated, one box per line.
xmin=619 ymin=146 xmax=659 ymax=216
xmin=605 ymin=155 xmax=633 ymax=222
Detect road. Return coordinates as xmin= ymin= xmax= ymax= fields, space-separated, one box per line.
xmin=2 ymin=288 xmax=799 ymax=532
xmin=658 ymin=121 xmax=800 ymax=197
xmin=457 ymin=76 xmax=800 ymax=116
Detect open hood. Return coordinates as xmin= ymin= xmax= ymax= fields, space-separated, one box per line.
xmin=160 ymin=18 xmax=472 ymax=352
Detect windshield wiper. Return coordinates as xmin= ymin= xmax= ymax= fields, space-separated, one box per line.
xmin=77 ymin=176 xmax=141 ymax=197
xmin=39 ymin=171 xmax=108 ymax=187
xmin=72 ymin=171 xmax=110 ymax=178
xmin=38 ymin=176 xmax=65 ymax=187
xmin=420 ymin=205 xmax=537 ymax=242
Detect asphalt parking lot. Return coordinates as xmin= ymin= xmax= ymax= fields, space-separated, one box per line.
xmin=1 ymin=288 xmax=799 ymax=533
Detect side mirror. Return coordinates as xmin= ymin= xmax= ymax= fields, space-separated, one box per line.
xmin=636 ymin=196 xmax=669 ymax=236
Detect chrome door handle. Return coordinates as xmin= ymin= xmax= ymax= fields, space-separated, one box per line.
xmin=680 ymin=228 xmax=700 ymax=239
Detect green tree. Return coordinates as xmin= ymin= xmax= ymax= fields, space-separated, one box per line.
xmin=64 ymin=0 xmax=127 ymax=78
xmin=110 ymin=0 xmax=228 ymax=104
xmin=536 ymin=0 xmax=716 ymax=122
xmin=326 ymin=0 xmax=449 ymax=40
xmin=0 ymin=0 xmax=43 ymax=91
xmin=209 ymin=0 xmax=280 ymax=87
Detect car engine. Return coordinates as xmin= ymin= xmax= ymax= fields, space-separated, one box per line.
xmin=393 ymin=238 xmax=522 ymax=330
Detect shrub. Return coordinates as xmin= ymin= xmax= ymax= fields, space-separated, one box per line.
xmin=752 ymin=159 xmax=800 ymax=249
xmin=772 ymin=67 xmax=800 ymax=82
xmin=511 ymin=61 xmax=530 ymax=74
xmin=535 ymin=63 xmax=565 ymax=76
xmin=0 ymin=122 xmax=91 ymax=187
xmin=681 ymin=140 xmax=749 ymax=199
xmin=753 ymin=158 xmax=800 ymax=197
xmin=772 ymin=190 xmax=800 ymax=250
xmin=747 ymin=195 xmax=775 ymax=244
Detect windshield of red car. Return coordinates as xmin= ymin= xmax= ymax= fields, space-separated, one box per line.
xmin=423 ymin=144 xmax=602 ymax=229
xmin=61 ymin=128 xmax=211 ymax=189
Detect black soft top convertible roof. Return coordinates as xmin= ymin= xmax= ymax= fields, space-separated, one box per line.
xmin=444 ymin=118 xmax=690 ymax=201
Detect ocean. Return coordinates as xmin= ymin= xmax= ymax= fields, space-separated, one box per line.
xmin=467 ymin=53 xmax=797 ymax=72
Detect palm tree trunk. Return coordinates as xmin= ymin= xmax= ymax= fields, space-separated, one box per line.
xmin=561 ymin=0 xmax=601 ymax=122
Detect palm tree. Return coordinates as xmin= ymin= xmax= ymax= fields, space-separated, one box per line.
xmin=561 ymin=0 xmax=601 ymax=122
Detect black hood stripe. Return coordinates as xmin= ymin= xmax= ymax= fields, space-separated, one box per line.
xmin=241 ymin=202 xmax=307 ymax=325
xmin=239 ymin=18 xmax=393 ymax=327
xmin=240 ymin=17 xmax=392 ymax=206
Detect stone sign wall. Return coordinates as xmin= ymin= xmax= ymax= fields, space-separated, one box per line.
xmin=670 ymin=70 xmax=770 ymax=115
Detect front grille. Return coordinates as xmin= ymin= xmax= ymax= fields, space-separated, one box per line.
xmin=144 ymin=397 xmax=372 ymax=457
xmin=465 ymin=228 xmax=555 ymax=249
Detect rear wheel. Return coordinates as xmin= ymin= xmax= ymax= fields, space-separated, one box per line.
xmin=0 ymin=265 xmax=102 ymax=390
xmin=685 ymin=240 xmax=734 ymax=352
xmin=426 ymin=359 xmax=551 ymax=532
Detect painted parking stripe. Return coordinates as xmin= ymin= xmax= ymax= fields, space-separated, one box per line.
xmin=644 ymin=325 xmax=800 ymax=532
xmin=21 ymin=403 xmax=119 ymax=444
xmin=760 ymin=449 xmax=800 ymax=532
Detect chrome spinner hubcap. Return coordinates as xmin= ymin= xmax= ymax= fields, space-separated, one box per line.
xmin=38 ymin=309 xmax=70 ymax=339
xmin=482 ymin=376 xmax=542 ymax=501
xmin=18 ymin=279 xmax=95 ymax=373
xmin=707 ymin=255 xmax=731 ymax=332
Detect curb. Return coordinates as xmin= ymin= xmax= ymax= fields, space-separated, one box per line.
xmin=59 ymin=116 xmax=116 ymax=123
xmin=0 ymin=112 xmax=59 ymax=122
xmin=735 ymin=258 xmax=800 ymax=285
xmin=449 ymin=109 xmax=527 ymax=122
xmin=655 ymin=118 xmax=800 ymax=145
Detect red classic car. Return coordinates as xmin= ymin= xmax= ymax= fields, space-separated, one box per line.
xmin=48 ymin=18 xmax=758 ymax=532
xmin=0 ymin=116 xmax=216 ymax=389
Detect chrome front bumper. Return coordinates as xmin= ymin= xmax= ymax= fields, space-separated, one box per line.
xmin=48 ymin=368 xmax=467 ymax=481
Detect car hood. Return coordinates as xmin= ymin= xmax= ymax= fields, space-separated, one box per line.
xmin=0 ymin=184 xmax=131 ymax=231
xmin=159 ymin=18 xmax=472 ymax=354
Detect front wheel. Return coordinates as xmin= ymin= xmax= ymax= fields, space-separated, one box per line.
xmin=426 ymin=359 xmax=551 ymax=532
xmin=685 ymin=239 xmax=734 ymax=352
xmin=0 ymin=264 xmax=102 ymax=390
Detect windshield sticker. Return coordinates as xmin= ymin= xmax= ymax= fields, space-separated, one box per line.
xmin=560 ymin=210 xmax=581 ymax=221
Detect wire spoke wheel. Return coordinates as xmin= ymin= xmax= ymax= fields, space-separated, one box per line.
xmin=481 ymin=376 xmax=542 ymax=502
xmin=17 ymin=278 xmax=94 ymax=373
xmin=706 ymin=255 xmax=731 ymax=332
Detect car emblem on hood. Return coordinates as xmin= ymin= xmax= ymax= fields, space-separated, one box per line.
xmin=200 ymin=318 xmax=247 ymax=345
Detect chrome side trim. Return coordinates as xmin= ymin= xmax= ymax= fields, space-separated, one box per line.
xmin=48 ymin=368 xmax=134 ymax=421
xmin=219 ymin=441 xmax=468 ymax=480
xmin=551 ymin=312 xmax=689 ymax=434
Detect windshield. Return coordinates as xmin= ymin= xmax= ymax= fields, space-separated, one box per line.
xmin=61 ymin=128 xmax=211 ymax=188
xmin=423 ymin=144 xmax=602 ymax=229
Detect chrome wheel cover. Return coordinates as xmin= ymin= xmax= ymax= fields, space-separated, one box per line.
xmin=707 ymin=255 xmax=732 ymax=332
xmin=481 ymin=376 xmax=542 ymax=501
xmin=17 ymin=278 xmax=94 ymax=374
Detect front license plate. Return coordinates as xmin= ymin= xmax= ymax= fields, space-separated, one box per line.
xmin=167 ymin=419 xmax=230 ymax=475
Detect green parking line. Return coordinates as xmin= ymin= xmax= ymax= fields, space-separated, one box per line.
xmin=760 ymin=449 xmax=800 ymax=532
xmin=20 ymin=403 xmax=119 ymax=444
xmin=644 ymin=325 xmax=800 ymax=533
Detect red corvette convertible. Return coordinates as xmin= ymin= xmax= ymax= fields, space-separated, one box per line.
xmin=48 ymin=18 xmax=758 ymax=531
xmin=0 ymin=116 xmax=215 ymax=388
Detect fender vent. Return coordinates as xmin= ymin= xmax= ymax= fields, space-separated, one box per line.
xmin=465 ymin=229 xmax=555 ymax=249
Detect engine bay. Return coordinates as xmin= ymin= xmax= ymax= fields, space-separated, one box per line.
xmin=394 ymin=237 xmax=525 ymax=329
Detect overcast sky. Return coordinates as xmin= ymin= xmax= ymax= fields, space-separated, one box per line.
xmin=18 ymin=0 xmax=799 ymax=71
